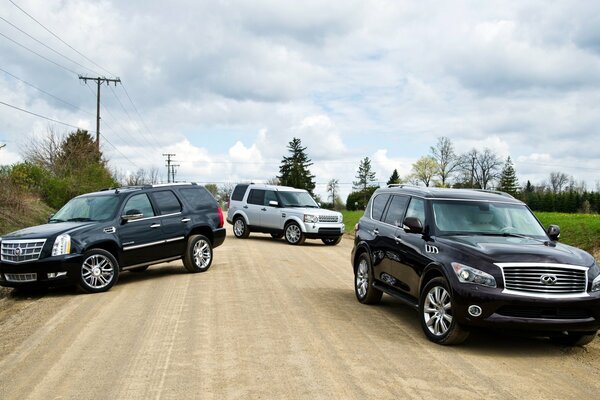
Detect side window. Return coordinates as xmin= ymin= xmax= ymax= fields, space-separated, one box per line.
xmin=247 ymin=189 xmax=265 ymax=205
xmin=405 ymin=197 xmax=426 ymax=223
xmin=152 ymin=190 xmax=182 ymax=215
xmin=231 ymin=184 xmax=248 ymax=201
xmin=264 ymin=190 xmax=278 ymax=206
xmin=371 ymin=194 xmax=390 ymax=221
xmin=383 ymin=195 xmax=409 ymax=226
xmin=123 ymin=194 xmax=155 ymax=218
xmin=179 ymin=187 xmax=215 ymax=210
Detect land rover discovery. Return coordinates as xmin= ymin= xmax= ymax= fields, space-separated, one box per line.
xmin=352 ymin=185 xmax=600 ymax=345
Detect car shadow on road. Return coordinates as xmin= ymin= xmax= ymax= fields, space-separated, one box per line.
xmin=233 ymin=235 xmax=329 ymax=247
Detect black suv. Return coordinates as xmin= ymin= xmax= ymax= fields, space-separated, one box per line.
xmin=352 ymin=185 xmax=600 ymax=345
xmin=0 ymin=183 xmax=226 ymax=293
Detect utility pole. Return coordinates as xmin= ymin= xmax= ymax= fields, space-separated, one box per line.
xmin=171 ymin=163 xmax=180 ymax=183
xmin=78 ymin=75 xmax=121 ymax=151
xmin=163 ymin=153 xmax=176 ymax=183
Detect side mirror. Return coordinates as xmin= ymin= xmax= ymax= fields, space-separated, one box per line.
xmin=547 ymin=224 xmax=560 ymax=241
xmin=121 ymin=209 xmax=143 ymax=222
xmin=403 ymin=217 xmax=423 ymax=234
xmin=269 ymin=200 xmax=279 ymax=207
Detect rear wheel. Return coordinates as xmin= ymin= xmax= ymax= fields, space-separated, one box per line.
xmin=78 ymin=249 xmax=119 ymax=293
xmin=419 ymin=277 xmax=469 ymax=345
xmin=322 ymin=236 xmax=342 ymax=246
xmin=233 ymin=217 xmax=250 ymax=238
xmin=183 ymin=235 xmax=213 ymax=273
xmin=551 ymin=331 xmax=597 ymax=346
xmin=284 ymin=222 xmax=305 ymax=245
xmin=354 ymin=253 xmax=382 ymax=304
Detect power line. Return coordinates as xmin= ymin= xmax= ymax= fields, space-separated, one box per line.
xmin=8 ymin=0 xmax=115 ymax=76
xmin=0 ymin=16 xmax=100 ymax=76
xmin=120 ymin=83 xmax=162 ymax=150
xmin=79 ymin=75 xmax=121 ymax=150
xmin=0 ymin=99 xmax=87 ymax=130
xmin=99 ymin=134 xmax=139 ymax=169
xmin=0 ymin=30 xmax=77 ymax=75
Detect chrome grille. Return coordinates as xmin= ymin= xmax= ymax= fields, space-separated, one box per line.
xmin=1 ymin=239 xmax=46 ymax=263
xmin=498 ymin=263 xmax=587 ymax=296
xmin=5 ymin=273 xmax=37 ymax=283
xmin=318 ymin=215 xmax=339 ymax=223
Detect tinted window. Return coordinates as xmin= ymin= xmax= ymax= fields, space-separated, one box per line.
xmin=247 ymin=189 xmax=265 ymax=205
xmin=383 ymin=195 xmax=409 ymax=226
xmin=405 ymin=197 xmax=426 ymax=223
xmin=179 ymin=187 xmax=215 ymax=210
xmin=265 ymin=190 xmax=278 ymax=206
xmin=152 ymin=190 xmax=182 ymax=215
xmin=123 ymin=194 xmax=155 ymax=218
xmin=371 ymin=194 xmax=390 ymax=221
xmin=232 ymin=184 xmax=248 ymax=201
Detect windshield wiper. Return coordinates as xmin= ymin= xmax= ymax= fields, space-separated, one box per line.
xmin=48 ymin=218 xmax=65 ymax=223
xmin=67 ymin=217 xmax=95 ymax=222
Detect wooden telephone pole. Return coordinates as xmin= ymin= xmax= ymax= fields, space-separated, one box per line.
xmin=78 ymin=76 xmax=121 ymax=150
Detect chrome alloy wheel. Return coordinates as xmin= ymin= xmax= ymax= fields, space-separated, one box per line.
xmin=423 ymin=285 xmax=453 ymax=336
xmin=192 ymin=239 xmax=212 ymax=268
xmin=82 ymin=254 xmax=115 ymax=290
xmin=356 ymin=258 xmax=369 ymax=298
xmin=233 ymin=219 xmax=245 ymax=236
xmin=286 ymin=224 xmax=301 ymax=243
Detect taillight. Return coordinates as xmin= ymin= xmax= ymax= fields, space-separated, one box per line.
xmin=217 ymin=207 xmax=224 ymax=228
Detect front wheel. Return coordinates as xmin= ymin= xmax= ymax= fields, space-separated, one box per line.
xmin=183 ymin=235 xmax=213 ymax=273
xmin=322 ymin=236 xmax=342 ymax=246
xmin=551 ymin=331 xmax=597 ymax=346
xmin=78 ymin=249 xmax=119 ymax=293
xmin=284 ymin=222 xmax=305 ymax=245
xmin=419 ymin=277 xmax=469 ymax=345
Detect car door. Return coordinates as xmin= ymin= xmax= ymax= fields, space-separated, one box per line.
xmin=391 ymin=196 xmax=431 ymax=298
xmin=118 ymin=193 xmax=164 ymax=266
xmin=365 ymin=193 xmax=392 ymax=282
xmin=149 ymin=190 xmax=186 ymax=258
xmin=261 ymin=190 xmax=284 ymax=230
xmin=377 ymin=195 xmax=410 ymax=291
xmin=245 ymin=189 xmax=265 ymax=227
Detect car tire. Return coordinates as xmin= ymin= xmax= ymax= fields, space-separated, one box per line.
xmin=354 ymin=253 xmax=382 ymax=304
xmin=78 ymin=249 xmax=119 ymax=293
xmin=233 ymin=216 xmax=250 ymax=239
xmin=284 ymin=222 xmax=305 ymax=245
xmin=270 ymin=233 xmax=284 ymax=239
xmin=129 ymin=266 xmax=149 ymax=273
xmin=183 ymin=235 xmax=213 ymax=273
xmin=322 ymin=236 xmax=342 ymax=246
xmin=551 ymin=331 xmax=597 ymax=346
xmin=419 ymin=277 xmax=469 ymax=345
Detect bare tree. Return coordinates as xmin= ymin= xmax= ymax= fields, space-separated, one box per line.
xmin=148 ymin=167 xmax=161 ymax=184
xmin=430 ymin=136 xmax=459 ymax=187
xmin=327 ymin=178 xmax=339 ymax=205
xmin=549 ymin=171 xmax=570 ymax=194
xmin=218 ymin=182 xmax=236 ymax=208
xmin=473 ymin=148 xmax=503 ymax=190
xmin=21 ymin=127 xmax=63 ymax=174
xmin=411 ymin=156 xmax=438 ymax=187
xmin=266 ymin=176 xmax=280 ymax=185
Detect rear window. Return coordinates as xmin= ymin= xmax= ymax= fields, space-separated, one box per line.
xmin=371 ymin=194 xmax=390 ymax=221
xmin=247 ymin=189 xmax=265 ymax=205
xmin=179 ymin=187 xmax=215 ymax=210
xmin=151 ymin=190 xmax=182 ymax=215
xmin=231 ymin=184 xmax=248 ymax=201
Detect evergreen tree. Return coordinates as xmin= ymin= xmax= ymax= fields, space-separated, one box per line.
xmin=497 ymin=156 xmax=519 ymax=196
xmin=387 ymin=169 xmax=401 ymax=185
xmin=353 ymin=157 xmax=377 ymax=191
xmin=277 ymin=137 xmax=316 ymax=194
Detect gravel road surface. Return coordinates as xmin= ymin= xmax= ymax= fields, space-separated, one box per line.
xmin=1 ymin=227 xmax=599 ymax=399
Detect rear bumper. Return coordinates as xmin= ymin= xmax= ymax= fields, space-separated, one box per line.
xmin=0 ymin=254 xmax=84 ymax=288
xmin=212 ymin=228 xmax=226 ymax=248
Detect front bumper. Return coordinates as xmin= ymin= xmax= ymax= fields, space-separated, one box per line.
xmin=0 ymin=254 xmax=83 ymax=288
xmin=303 ymin=222 xmax=345 ymax=239
xmin=452 ymin=283 xmax=600 ymax=333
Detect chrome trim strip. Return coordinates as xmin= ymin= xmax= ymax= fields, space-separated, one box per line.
xmin=123 ymin=240 xmax=165 ymax=251
xmin=496 ymin=263 xmax=589 ymax=298
xmin=125 ymin=212 xmax=182 ymax=223
xmin=1 ymin=239 xmax=46 ymax=244
xmin=165 ymin=236 xmax=185 ymax=243
xmin=122 ymin=256 xmax=180 ymax=269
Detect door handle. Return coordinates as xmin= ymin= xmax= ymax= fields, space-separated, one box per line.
xmin=261 ymin=208 xmax=267 ymax=211
xmin=181 ymin=218 xmax=191 ymax=223
xmin=150 ymin=223 xmax=161 ymax=228
xmin=373 ymin=228 xmax=379 ymax=236
xmin=395 ymin=236 xmax=402 ymax=244
xmin=243 ymin=205 xmax=248 ymax=209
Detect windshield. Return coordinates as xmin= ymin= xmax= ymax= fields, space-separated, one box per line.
xmin=278 ymin=191 xmax=318 ymax=208
xmin=432 ymin=200 xmax=547 ymax=238
xmin=51 ymin=195 xmax=120 ymax=222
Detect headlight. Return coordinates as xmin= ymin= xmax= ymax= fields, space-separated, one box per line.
xmin=451 ymin=262 xmax=496 ymax=288
xmin=304 ymin=214 xmax=318 ymax=223
xmin=52 ymin=234 xmax=71 ymax=256
xmin=339 ymin=214 xmax=343 ymax=223
xmin=592 ymin=274 xmax=600 ymax=292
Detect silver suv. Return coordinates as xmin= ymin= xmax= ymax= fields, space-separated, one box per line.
xmin=227 ymin=184 xmax=344 ymax=245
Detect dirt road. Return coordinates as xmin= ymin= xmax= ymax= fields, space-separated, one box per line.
xmin=1 ymin=228 xmax=600 ymax=399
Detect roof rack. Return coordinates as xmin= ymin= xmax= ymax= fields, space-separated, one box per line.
xmin=387 ymin=184 xmax=421 ymax=189
xmin=470 ymin=189 xmax=515 ymax=199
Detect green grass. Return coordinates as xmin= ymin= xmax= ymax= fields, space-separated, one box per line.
xmin=342 ymin=210 xmax=600 ymax=255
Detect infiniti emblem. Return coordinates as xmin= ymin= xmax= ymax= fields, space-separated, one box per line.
xmin=540 ymin=274 xmax=557 ymax=285
xmin=13 ymin=247 xmax=22 ymax=257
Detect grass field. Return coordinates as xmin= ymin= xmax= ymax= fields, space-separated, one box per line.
xmin=342 ymin=210 xmax=600 ymax=254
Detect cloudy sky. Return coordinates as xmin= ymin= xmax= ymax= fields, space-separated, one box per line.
xmin=0 ymin=0 xmax=599 ymax=200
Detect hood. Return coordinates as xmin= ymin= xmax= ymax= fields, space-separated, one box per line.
xmin=2 ymin=222 xmax=94 ymax=240
xmin=436 ymin=235 xmax=594 ymax=267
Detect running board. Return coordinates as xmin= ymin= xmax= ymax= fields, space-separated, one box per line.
xmin=373 ymin=282 xmax=419 ymax=310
